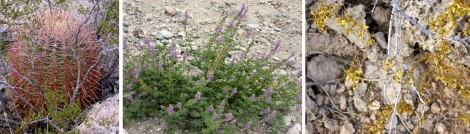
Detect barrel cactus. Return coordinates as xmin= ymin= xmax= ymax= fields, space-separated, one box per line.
xmin=7 ymin=10 xmax=102 ymax=117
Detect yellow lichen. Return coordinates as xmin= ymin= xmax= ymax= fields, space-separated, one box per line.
xmin=308 ymin=3 xmax=337 ymax=32
xmin=345 ymin=57 xmax=363 ymax=91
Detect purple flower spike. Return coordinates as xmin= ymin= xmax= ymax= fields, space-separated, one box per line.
xmin=226 ymin=113 xmax=234 ymax=121
xmin=144 ymin=38 xmax=150 ymax=46
xmin=195 ymin=92 xmax=202 ymax=101
xmin=127 ymin=84 xmax=132 ymax=92
xmin=250 ymin=95 xmax=256 ymax=101
xmin=262 ymin=107 xmax=270 ymax=115
xmin=182 ymin=11 xmax=190 ymax=25
xmin=143 ymin=63 xmax=148 ymax=69
xmin=207 ymin=105 xmax=214 ymax=112
xmin=239 ymin=52 xmax=245 ymax=61
xmin=229 ymin=21 xmax=235 ymax=27
xmin=158 ymin=62 xmax=163 ymax=70
xmin=246 ymin=31 xmax=252 ymax=38
xmin=124 ymin=41 xmax=128 ymax=49
xmin=218 ymin=36 xmax=225 ymax=44
xmin=177 ymin=103 xmax=182 ymax=109
xmin=128 ymin=95 xmax=134 ymax=103
xmin=217 ymin=26 xmax=223 ymax=35
xmin=170 ymin=50 xmax=177 ymax=57
xmin=182 ymin=52 xmax=188 ymax=61
xmin=168 ymin=105 xmax=174 ymax=115
xmin=231 ymin=88 xmax=238 ymax=96
xmin=162 ymin=122 xmax=167 ymax=129
xmin=212 ymin=113 xmax=218 ymax=120
xmin=207 ymin=72 xmax=214 ymax=82
xmin=296 ymin=104 xmax=302 ymax=111
xmin=134 ymin=69 xmax=140 ymax=78
xmin=238 ymin=4 xmax=248 ymax=20
xmin=245 ymin=122 xmax=252 ymax=129
xmin=272 ymin=40 xmax=282 ymax=53
xmin=230 ymin=120 xmax=236 ymax=125
xmin=287 ymin=123 xmax=295 ymax=129
xmin=296 ymin=94 xmax=301 ymax=101
xmin=265 ymin=88 xmax=273 ymax=95
xmin=268 ymin=111 xmax=276 ymax=120
xmin=286 ymin=60 xmax=295 ymax=66
xmin=289 ymin=51 xmax=296 ymax=58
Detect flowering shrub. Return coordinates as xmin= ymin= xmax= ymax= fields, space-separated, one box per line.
xmin=124 ymin=4 xmax=300 ymax=133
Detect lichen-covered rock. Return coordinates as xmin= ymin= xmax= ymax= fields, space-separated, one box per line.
xmin=76 ymin=94 xmax=119 ymax=134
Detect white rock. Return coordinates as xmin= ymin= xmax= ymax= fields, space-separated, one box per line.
xmin=160 ymin=30 xmax=173 ymax=39
xmin=339 ymin=121 xmax=355 ymax=134
xmin=435 ymin=122 xmax=446 ymax=133
xmin=287 ymin=123 xmax=301 ymax=134
xmin=339 ymin=95 xmax=347 ymax=110
xmin=353 ymin=95 xmax=367 ymax=112
xmin=374 ymin=32 xmax=387 ymax=49
xmin=368 ymin=100 xmax=381 ymax=110
xmin=76 ymin=95 xmax=119 ymax=134
xmin=431 ymin=103 xmax=441 ymax=114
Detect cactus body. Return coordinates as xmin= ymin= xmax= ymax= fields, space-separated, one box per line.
xmin=7 ymin=10 xmax=102 ymax=117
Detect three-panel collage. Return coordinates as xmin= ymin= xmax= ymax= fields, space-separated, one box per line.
xmin=0 ymin=0 xmax=469 ymax=133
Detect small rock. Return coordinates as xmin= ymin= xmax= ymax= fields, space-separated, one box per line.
xmin=353 ymin=95 xmax=367 ymax=112
xmin=374 ymin=32 xmax=387 ymax=49
xmin=283 ymin=116 xmax=294 ymax=126
xmin=421 ymin=120 xmax=433 ymax=132
xmin=371 ymin=7 xmax=391 ymax=28
xmin=307 ymin=55 xmax=340 ymax=82
xmin=339 ymin=95 xmax=347 ymax=110
xmin=160 ymin=30 xmax=173 ymax=39
xmin=243 ymin=24 xmax=259 ymax=31
xmin=323 ymin=118 xmax=339 ymax=132
xmin=316 ymin=94 xmax=324 ymax=106
xmin=339 ymin=121 xmax=355 ymax=134
xmin=178 ymin=31 xmax=186 ymax=37
xmin=287 ymin=123 xmax=301 ymax=134
xmin=368 ymin=100 xmax=381 ymax=110
xmin=435 ymin=122 xmax=446 ymax=133
xmin=164 ymin=6 xmax=178 ymax=16
xmin=76 ymin=95 xmax=119 ymax=133
xmin=336 ymin=84 xmax=345 ymax=93
xmin=431 ymin=103 xmax=441 ymax=114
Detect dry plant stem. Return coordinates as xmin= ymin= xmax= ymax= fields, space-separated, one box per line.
xmin=316 ymin=82 xmax=341 ymax=112
xmin=388 ymin=78 xmax=402 ymax=134
xmin=68 ymin=1 xmax=100 ymax=105
xmin=371 ymin=0 xmax=379 ymax=13
xmin=397 ymin=114 xmax=412 ymax=133
xmin=392 ymin=0 xmax=470 ymax=48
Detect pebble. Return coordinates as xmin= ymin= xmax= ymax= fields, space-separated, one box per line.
xmin=287 ymin=123 xmax=301 ymax=134
xmin=374 ymin=32 xmax=387 ymax=49
xmin=339 ymin=95 xmax=347 ymax=110
xmin=316 ymin=94 xmax=324 ymax=106
xmin=368 ymin=100 xmax=381 ymax=111
xmin=431 ymin=103 xmax=441 ymax=114
xmin=243 ymin=24 xmax=259 ymax=31
xmin=353 ymin=95 xmax=367 ymax=112
xmin=164 ymin=6 xmax=178 ymax=16
xmin=435 ymin=122 xmax=446 ymax=133
xmin=339 ymin=121 xmax=355 ymax=134
xmin=160 ymin=30 xmax=174 ymax=39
